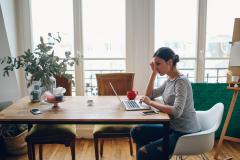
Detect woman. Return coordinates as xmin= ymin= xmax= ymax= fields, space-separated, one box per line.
xmin=131 ymin=47 xmax=200 ymax=160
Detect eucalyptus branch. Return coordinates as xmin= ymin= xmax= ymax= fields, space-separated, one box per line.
xmin=1 ymin=33 xmax=81 ymax=88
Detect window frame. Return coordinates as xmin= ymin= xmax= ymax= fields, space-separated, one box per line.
xmin=18 ymin=0 xmax=233 ymax=96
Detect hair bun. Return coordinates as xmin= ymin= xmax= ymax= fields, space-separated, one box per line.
xmin=174 ymin=55 xmax=180 ymax=63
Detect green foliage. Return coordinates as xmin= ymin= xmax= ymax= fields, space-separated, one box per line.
xmin=0 ymin=33 xmax=80 ymax=88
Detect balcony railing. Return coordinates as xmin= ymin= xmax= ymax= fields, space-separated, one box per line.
xmin=82 ymin=67 xmax=228 ymax=96
xmin=204 ymin=67 xmax=228 ymax=83
xmin=84 ymin=69 xmax=125 ymax=96
xmin=156 ymin=67 xmax=228 ymax=83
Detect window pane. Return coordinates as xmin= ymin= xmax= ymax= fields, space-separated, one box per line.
xmin=206 ymin=0 xmax=240 ymax=58
xmin=82 ymin=0 xmax=125 ymax=58
xmin=155 ymin=0 xmax=198 ymax=58
xmin=84 ymin=60 xmax=125 ymax=96
xmin=82 ymin=0 xmax=125 ymax=96
xmin=31 ymin=0 xmax=74 ymax=58
xmin=178 ymin=60 xmax=196 ymax=81
xmin=84 ymin=60 xmax=125 ymax=71
xmin=204 ymin=60 xmax=228 ymax=83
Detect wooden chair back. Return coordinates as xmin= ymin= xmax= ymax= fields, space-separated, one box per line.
xmin=96 ymin=73 xmax=134 ymax=96
xmin=55 ymin=75 xmax=72 ymax=96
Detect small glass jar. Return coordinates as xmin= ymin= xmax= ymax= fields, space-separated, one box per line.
xmin=29 ymin=81 xmax=41 ymax=102
xmin=232 ymin=76 xmax=240 ymax=83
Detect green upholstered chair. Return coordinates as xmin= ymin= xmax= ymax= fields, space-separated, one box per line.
xmin=25 ymin=76 xmax=76 ymax=160
xmin=93 ymin=73 xmax=134 ymax=160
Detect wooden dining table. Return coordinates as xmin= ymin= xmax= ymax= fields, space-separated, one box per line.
xmin=0 ymin=96 xmax=170 ymax=159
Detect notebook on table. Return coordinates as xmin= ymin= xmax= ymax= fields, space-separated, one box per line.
xmin=109 ymin=82 xmax=150 ymax=111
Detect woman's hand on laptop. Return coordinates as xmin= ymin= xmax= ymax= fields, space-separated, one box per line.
xmin=140 ymin=96 xmax=152 ymax=106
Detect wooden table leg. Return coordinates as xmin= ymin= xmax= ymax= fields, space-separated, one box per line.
xmin=214 ymin=91 xmax=238 ymax=159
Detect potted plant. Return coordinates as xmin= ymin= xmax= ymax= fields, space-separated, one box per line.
xmin=0 ymin=33 xmax=80 ymax=155
xmin=0 ymin=124 xmax=28 ymax=155
xmin=0 ymin=33 xmax=80 ymax=102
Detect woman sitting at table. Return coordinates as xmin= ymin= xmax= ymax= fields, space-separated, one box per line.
xmin=130 ymin=47 xmax=200 ymax=160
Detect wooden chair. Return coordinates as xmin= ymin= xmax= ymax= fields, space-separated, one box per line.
xmin=93 ymin=73 xmax=134 ymax=160
xmin=55 ymin=75 xmax=72 ymax=96
xmin=25 ymin=76 xmax=76 ymax=160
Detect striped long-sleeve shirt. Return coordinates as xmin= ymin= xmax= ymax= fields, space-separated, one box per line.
xmin=151 ymin=75 xmax=200 ymax=133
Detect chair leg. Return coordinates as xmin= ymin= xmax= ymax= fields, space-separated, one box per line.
xmin=39 ymin=144 xmax=43 ymax=160
xmin=70 ymin=140 xmax=75 ymax=160
xmin=128 ymin=137 xmax=133 ymax=156
xmin=27 ymin=142 xmax=35 ymax=160
xmin=94 ymin=137 xmax=99 ymax=160
xmin=100 ymin=140 xmax=104 ymax=157
xmin=135 ymin=143 xmax=139 ymax=159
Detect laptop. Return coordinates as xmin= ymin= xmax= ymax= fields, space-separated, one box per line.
xmin=109 ymin=82 xmax=150 ymax=111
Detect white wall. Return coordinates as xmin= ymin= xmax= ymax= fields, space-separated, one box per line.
xmin=0 ymin=0 xmax=20 ymax=101
xmin=0 ymin=0 xmax=18 ymax=57
xmin=15 ymin=0 xmax=32 ymax=97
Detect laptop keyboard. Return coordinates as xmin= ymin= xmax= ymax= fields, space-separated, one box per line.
xmin=124 ymin=101 xmax=140 ymax=108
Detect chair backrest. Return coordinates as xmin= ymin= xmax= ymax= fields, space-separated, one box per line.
xmin=197 ymin=102 xmax=224 ymax=133
xmin=96 ymin=73 xmax=134 ymax=96
xmin=55 ymin=75 xmax=72 ymax=96
xmin=173 ymin=103 xmax=224 ymax=156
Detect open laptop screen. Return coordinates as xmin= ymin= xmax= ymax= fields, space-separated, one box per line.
xmin=109 ymin=82 xmax=123 ymax=103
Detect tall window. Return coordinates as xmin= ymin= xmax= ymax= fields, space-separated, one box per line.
xmin=31 ymin=0 xmax=74 ymax=57
xmin=82 ymin=0 xmax=126 ymax=95
xmin=155 ymin=0 xmax=198 ymax=84
xmin=29 ymin=0 xmax=239 ymax=97
xmin=31 ymin=0 xmax=75 ymax=92
xmin=205 ymin=0 xmax=240 ymax=83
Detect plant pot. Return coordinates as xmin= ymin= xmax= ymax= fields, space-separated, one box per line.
xmin=3 ymin=130 xmax=28 ymax=155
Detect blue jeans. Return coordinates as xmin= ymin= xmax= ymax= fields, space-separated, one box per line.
xmin=130 ymin=124 xmax=186 ymax=160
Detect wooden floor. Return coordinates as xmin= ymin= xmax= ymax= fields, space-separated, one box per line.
xmin=1 ymin=139 xmax=240 ymax=160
